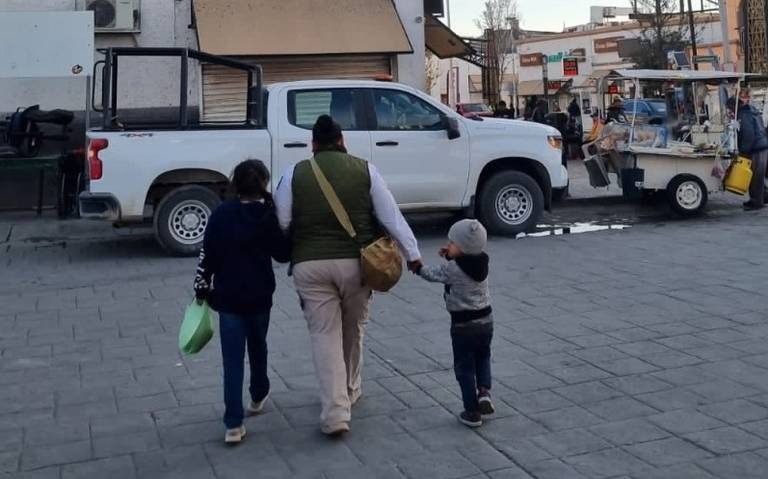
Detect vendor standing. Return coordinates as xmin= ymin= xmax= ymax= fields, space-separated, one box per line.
xmin=736 ymin=88 xmax=768 ymax=211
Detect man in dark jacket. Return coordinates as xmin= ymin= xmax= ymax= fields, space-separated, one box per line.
xmin=568 ymin=98 xmax=581 ymax=119
xmin=737 ymin=88 xmax=768 ymax=210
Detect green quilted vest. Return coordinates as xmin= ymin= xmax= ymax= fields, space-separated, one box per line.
xmin=291 ymin=150 xmax=377 ymax=264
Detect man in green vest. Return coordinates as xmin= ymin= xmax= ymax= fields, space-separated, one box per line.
xmin=275 ymin=115 xmax=422 ymax=435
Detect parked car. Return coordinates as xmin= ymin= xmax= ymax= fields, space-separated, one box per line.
xmin=623 ymin=99 xmax=668 ymax=125
xmin=80 ymin=48 xmax=568 ymax=255
xmin=456 ymin=103 xmax=494 ymax=118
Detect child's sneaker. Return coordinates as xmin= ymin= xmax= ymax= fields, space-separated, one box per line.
xmin=246 ymin=392 xmax=270 ymax=416
xmin=478 ymin=389 xmax=495 ymax=415
xmin=458 ymin=411 xmax=483 ymax=428
xmin=225 ymin=425 xmax=246 ymax=444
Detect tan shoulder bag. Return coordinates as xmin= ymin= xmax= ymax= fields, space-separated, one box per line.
xmin=309 ymin=157 xmax=403 ymax=292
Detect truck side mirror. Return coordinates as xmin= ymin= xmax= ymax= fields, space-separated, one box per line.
xmin=444 ymin=116 xmax=461 ymax=140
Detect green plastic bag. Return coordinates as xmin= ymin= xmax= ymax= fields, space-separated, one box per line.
xmin=179 ymin=300 xmax=214 ymax=354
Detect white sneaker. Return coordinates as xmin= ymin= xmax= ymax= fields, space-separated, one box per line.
xmin=321 ymin=422 xmax=350 ymax=436
xmin=246 ymin=392 xmax=270 ymax=416
xmin=225 ymin=425 xmax=246 ymax=444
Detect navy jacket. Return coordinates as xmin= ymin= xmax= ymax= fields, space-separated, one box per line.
xmin=738 ymin=104 xmax=768 ymax=155
xmin=193 ymin=199 xmax=290 ymax=315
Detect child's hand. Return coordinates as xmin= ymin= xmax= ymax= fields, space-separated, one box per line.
xmin=438 ymin=247 xmax=449 ymax=258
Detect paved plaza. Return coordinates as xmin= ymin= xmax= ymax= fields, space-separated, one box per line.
xmin=2 ymin=196 xmax=768 ymax=478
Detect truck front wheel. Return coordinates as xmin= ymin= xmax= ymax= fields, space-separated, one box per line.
xmin=154 ymin=185 xmax=221 ymax=256
xmin=477 ymin=171 xmax=544 ymax=236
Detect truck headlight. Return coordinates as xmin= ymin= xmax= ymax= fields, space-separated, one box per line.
xmin=548 ymin=136 xmax=563 ymax=150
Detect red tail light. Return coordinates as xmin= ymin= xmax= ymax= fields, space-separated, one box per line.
xmin=88 ymin=139 xmax=108 ymax=180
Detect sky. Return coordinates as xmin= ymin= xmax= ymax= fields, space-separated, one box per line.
xmin=447 ymin=0 xmax=633 ymax=36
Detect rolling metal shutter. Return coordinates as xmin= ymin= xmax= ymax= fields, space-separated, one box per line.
xmin=201 ymin=54 xmax=393 ymax=122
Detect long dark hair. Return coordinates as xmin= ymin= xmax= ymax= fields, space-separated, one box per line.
xmin=231 ymin=159 xmax=273 ymax=206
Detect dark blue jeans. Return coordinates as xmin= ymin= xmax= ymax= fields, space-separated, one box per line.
xmin=451 ymin=329 xmax=492 ymax=413
xmin=219 ymin=312 xmax=270 ymax=429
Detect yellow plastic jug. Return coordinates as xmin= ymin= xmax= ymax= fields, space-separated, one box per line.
xmin=725 ymin=156 xmax=753 ymax=195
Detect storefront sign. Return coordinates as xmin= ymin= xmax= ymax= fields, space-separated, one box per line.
xmin=563 ymin=58 xmax=579 ymax=77
xmin=571 ymin=48 xmax=587 ymax=62
xmin=520 ymin=53 xmax=543 ymax=67
xmin=547 ymin=81 xmax=563 ymax=91
xmin=594 ymin=37 xmax=623 ymax=53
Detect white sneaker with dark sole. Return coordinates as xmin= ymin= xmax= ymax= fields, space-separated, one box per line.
xmin=478 ymin=396 xmax=495 ymax=415
xmin=225 ymin=425 xmax=246 ymax=444
xmin=246 ymin=392 xmax=270 ymax=416
xmin=459 ymin=411 xmax=483 ymax=428
xmin=321 ymin=422 xmax=350 ymax=436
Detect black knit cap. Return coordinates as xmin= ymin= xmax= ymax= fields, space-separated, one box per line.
xmin=312 ymin=115 xmax=343 ymax=145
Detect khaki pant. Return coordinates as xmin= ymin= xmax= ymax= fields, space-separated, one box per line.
xmin=293 ymin=259 xmax=371 ymax=427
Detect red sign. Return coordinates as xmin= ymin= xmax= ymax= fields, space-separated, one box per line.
xmin=608 ymin=83 xmax=619 ymax=94
xmin=547 ymin=81 xmax=563 ymax=91
xmin=563 ymin=58 xmax=579 ymax=77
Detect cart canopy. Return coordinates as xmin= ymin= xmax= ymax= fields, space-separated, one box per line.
xmin=609 ymin=69 xmax=745 ymax=82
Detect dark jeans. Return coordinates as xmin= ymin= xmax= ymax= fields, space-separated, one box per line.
xmin=219 ymin=312 xmax=270 ymax=429
xmin=451 ymin=328 xmax=493 ymax=413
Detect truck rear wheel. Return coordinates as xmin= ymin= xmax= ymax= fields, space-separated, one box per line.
xmin=154 ymin=185 xmax=221 ymax=256
xmin=477 ymin=170 xmax=544 ymax=236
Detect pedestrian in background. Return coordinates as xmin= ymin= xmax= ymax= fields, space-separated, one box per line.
xmin=193 ymin=160 xmax=291 ymax=444
xmin=737 ymin=88 xmax=768 ymax=210
xmin=415 ymin=219 xmax=494 ymax=428
xmin=275 ymin=115 xmax=422 ymax=435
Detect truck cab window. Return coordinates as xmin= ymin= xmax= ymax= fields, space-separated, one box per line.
xmin=288 ymin=89 xmax=362 ymax=130
xmin=373 ymin=90 xmax=444 ymax=131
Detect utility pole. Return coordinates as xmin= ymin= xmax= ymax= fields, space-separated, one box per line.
xmin=719 ymin=0 xmax=733 ymax=70
xmin=686 ymin=0 xmax=699 ymax=69
xmin=542 ymin=54 xmax=549 ymax=110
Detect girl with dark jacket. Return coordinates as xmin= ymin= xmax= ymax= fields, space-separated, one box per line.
xmin=193 ymin=159 xmax=290 ymax=444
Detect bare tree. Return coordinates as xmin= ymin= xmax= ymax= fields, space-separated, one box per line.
xmin=425 ymin=51 xmax=441 ymax=95
xmin=475 ymin=0 xmax=519 ymax=105
xmin=631 ymin=0 xmax=693 ymax=69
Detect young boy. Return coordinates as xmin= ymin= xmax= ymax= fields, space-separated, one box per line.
xmin=415 ymin=219 xmax=494 ymax=427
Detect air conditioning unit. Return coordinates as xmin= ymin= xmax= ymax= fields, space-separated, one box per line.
xmin=77 ymin=0 xmax=140 ymax=33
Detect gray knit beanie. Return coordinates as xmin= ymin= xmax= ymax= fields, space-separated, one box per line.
xmin=448 ymin=219 xmax=487 ymax=255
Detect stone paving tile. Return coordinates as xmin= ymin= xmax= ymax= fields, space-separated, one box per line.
xmin=601 ymin=374 xmax=673 ymax=396
xmin=683 ymin=426 xmax=768 ymax=455
xmin=530 ymin=428 xmax=611 ymax=457
xmin=552 ymin=381 xmax=623 ymax=404
xmin=60 ymin=456 xmax=136 ymax=479
xmin=564 ymin=447 xmax=652 ymax=478
xmin=397 ymin=451 xmax=482 ymax=479
xmin=583 ymin=397 xmax=660 ymax=421
xmin=589 ymin=418 xmax=671 ymax=446
xmin=636 ymin=388 xmax=708 ymax=412
xmin=648 ymin=409 xmax=727 ymax=435
xmin=699 ymin=399 xmax=768 ymax=424
xmin=624 ymin=437 xmax=713 ymax=467
xmin=697 ymin=451 xmax=768 ymax=479
xmin=526 ymin=458 xmax=589 ymax=479
xmin=532 ymin=405 xmax=603 ymax=431
xmin=629 ymin=462 xmax=717 ymax=479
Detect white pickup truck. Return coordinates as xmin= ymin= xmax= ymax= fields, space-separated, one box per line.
xmin=80 ymin=48 xmax=568 ymax=255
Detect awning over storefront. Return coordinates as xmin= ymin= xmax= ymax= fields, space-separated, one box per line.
xmin=193 ymin=0 xmax=413 ymax=56
xmin=425 ymin=16 xmax=473 ymax=59
xmin=517 ymin=80 xmax=544 ymax=96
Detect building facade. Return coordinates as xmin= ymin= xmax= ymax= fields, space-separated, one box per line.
xmin=433 ymin=10 xmax=733 ymax=115
xmin=0 ymin=0 xmax=429 ymax=120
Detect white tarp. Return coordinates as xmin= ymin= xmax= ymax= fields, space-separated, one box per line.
xmin=0 ymin=11 xmax=94 ymax=79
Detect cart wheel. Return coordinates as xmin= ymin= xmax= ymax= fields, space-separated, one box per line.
xmin=667 ymin=174 xmax=708 ymax=216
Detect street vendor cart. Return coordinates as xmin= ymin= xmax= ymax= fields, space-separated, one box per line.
xmin=583 ymin=69 xmax=745 ymax=216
